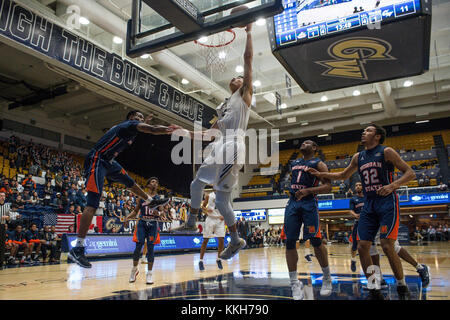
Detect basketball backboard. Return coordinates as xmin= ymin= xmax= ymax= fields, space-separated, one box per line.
xmin=126 ymin=0 xmax=283 ymax=57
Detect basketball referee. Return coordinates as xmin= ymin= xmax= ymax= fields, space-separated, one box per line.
xmin=0 ymin=192 xmax=11 ymax=270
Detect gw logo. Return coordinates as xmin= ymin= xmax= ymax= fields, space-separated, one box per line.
xmin=315 ymin=37 xmax=396 ymax=80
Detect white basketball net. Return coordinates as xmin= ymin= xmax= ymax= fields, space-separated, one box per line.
xmin=195 ymin=30 xmax=236 ymax=74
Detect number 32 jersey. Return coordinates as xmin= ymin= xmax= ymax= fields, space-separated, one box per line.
xmin=358 ymin=145 xmax=394 ymax=198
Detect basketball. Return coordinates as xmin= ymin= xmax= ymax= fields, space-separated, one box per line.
xmin=230 ymin=5 xmax=249 ymax=28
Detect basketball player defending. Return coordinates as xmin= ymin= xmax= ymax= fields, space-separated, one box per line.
xmin=349 ymin=182 xmax=364 ymax=272
xmin=308 ymin=124 xmax=416 ymax=300
xmin=125 ymin=177 xmax=167 ymax=284
xmin=69 ymin=111 xmax=177 ymax=268
xmin=171 ymin=22 xmax=254 ymax=260
xmin=198 ymin=190 xmax=225 ymax=271
xmin=286 ymin=140 xmax=333 ymax=300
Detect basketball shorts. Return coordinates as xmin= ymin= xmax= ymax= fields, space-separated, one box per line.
xmin=196 ymin=137 xmax=245 ymax=192
xmin=84 ymin=155 xmax=135 ymax=208
xmin=203 ymin=216 xmax=225 ymax=238
xmin=133 ymin=220 xmax=159 ymax=245
xmin=357 ymin=194 xmax=399 ymax=242
xmin=284 ymin=197 xmax=321 ymax=241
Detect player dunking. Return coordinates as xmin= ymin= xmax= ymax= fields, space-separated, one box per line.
xmin=125 ymin=177 xmax=167 ymax=284
xmin=285 ymin=140 xmax=333 ymax=300
xmin=349 ymin=181 xmax=364 ymax=272
xmin=171 ymin=22 xmax=254 ymax=260
xmin=198 ymin=190 xmax=225 ymax=271
xmin=308 ymin=124 xmax=416 ymax=300
xmin=68 ymin=111 xmax=176 ymax=268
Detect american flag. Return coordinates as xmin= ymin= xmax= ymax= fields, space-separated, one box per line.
xmin=44 ymin=213 xmax=76 ymax=236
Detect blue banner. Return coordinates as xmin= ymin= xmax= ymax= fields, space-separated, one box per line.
xmin=317 ymin=192 xmax=449 ymax=211
xmin=62 ymin=233 xmax=230 ymax=256
xmin=0 ymin=0 xmax=216 ymax=128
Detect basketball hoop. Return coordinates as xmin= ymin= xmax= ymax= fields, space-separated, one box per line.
xmin=194 ymin=30 xmax=236 ymax=74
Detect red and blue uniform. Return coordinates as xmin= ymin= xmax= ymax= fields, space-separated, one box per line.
xmin=284 ymin=157 xmax=322 ymax=241
xmin=133 ymin=196 xmax=161 ymax=245
xmin=85 ymin=120 xmax=139 ymax=208
xmin=357 ymin=145 xmax=399 ymax=241
xmin=349 ymin=195 xmax=364 ymax=251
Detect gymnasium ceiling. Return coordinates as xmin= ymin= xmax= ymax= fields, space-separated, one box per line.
xmin=1 ymin=0 xmax=450 ymax=140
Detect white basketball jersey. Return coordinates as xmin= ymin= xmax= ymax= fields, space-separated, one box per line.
xmin=216 ymin=89 xmax=251 ymax=136
xmin=206 ymin=192 xmax=221 ymax=218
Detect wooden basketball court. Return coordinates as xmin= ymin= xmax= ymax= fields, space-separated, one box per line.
xmin=0 ymin=243 xmax=448 ymax=300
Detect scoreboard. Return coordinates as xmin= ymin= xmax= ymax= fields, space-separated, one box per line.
xmin=274 ymin=0 xmax=423 ymax=47
xmin=234 ymin=209 xmax=267 ymax=222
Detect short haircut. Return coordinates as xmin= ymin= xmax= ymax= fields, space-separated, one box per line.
xmin=126 ymin=110 xmax=141 ymax=120
xmin=146 ymin=177 xmax=159 ymax=186
xmin=368 ymin=123 xmax=386 ymax=144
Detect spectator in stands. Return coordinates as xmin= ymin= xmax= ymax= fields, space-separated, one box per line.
xmin=66 ymin=205 xmax=76 ymax=215
xmin=342 ymin=232 xmax=349 ymax=244
xmin=43 ymin=181 xmax=53 ymax=206
xmin=444 ymin=224 xmax=449 ymax=241
xmin=29 ymin=191 xmax=40 ymax=205
xmin=14 ymin=194 xmax=25 ymax=210
xmin=436 ymin=225 xmax=444 ymax=241
xmin=29 ymin=161 xmax=40 ymax=176
xmin=237 ymin=217 xmax=249 ymax=243
xmin=61 ymin=191 xmax=70 ymax=211
xmin=339 ymin=181 xmax=347 ymax=194
xmin=25 ymin=223 xmax=44 ymax=263
xmin=427 ymin=225 xmax=436 ymax=241
xmin=7 ymin=224 xmax=31 ymax=265
xmin=106 ymin=200 xmax=116 ymax=217
xmin=74 ymin=205 xmax=83 ymax=215
xmin=61 ymin=176 xmax=70 ymax=193
xmin=54 ymin=172 xmax=63 ymax=193
xmin=414 ymin=226 xmax=423 ymax=244
xmin=22 ymin=189 xmax=32 ymax=205
xmin=76 ymin=187 xmax=87 ymax=209
xmin=22 ymin=174 xmax=36 ymax=192
xmin=68 ymin=183 xmax=78 ymax=205
xmin=438 ymin=181 xmax=448 ymax=191
xmin=95 ymin=196 xmax=106 ymax=216
xmin=52 ymin=192 xmax=62 ymax=209
xmin=345 ymin=188 xmax=353 ymax=198
xmin=41 ymin=225 xmax=59 ymax=263
xmin=0 ymin=180 xmax=13 ymax=202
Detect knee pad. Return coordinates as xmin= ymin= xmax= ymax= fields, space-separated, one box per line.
xmin=310 ymin=237 xmax=322 ymax=248
xmin=394 ymin=240 xmax=401 ymax=254
xmin=146 ymin=244 xmax=155 ymax=263
xmin=286 ymin=239 xmax=297 ymax=250
xmin=370 ymin=244 xmax=379 ymax=256
xmin=133 ymin=243 xmax=144 ymax=261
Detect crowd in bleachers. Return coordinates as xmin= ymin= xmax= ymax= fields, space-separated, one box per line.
xmin=0 ymin=135 xmax=195 ymax=266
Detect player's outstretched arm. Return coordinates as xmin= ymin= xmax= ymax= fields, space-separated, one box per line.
xmin=241 ymin=23 xmax=253 ymax=108
xmin=377 ymin=147 xmax=416 ymax=196
xmin=136 ymin=123 xmax=179 ymax=135
xmin=307 ymin=153 xmax=359 ymax=181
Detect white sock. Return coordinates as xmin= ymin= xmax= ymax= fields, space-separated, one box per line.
xmin=305 ymin=248 xmax=311 ymax=256
xmin=415 ymin=263 xmax=424 ymax=270
xmin=199 ymin=259 xmax=203 ymax=262
xmin=147 ymin=270 xmax=152 ymax=276
xmin=397 ymin=278 xmax=406 ymax=286
xmin=75 ymin=237 xmax=85 ymax=247
xmin=322 ymin=266 xmax=331 ymax=278
xmin=132 ymin=266 xmax=137 ymax=271
xmin=289 ymin=271 xmax=299 ymax=284
xmin=216 ymin=258 xmax=221 ymax=262
xmin=351 ymin=257 xmax=356 ymax=262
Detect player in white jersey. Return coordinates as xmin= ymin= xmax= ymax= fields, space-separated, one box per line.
xmin=171 ymin=22 xmax=254 ymax=261
xmin=198 ymin=191 xmax=226 ymax=271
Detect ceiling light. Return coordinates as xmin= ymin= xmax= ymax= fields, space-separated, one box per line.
xmin=256 ymin=18 xmax=266 ymax=26
xmin=301 ymin=122 xmax=308 ymax=126
xmin=79 ymin=17 xmax=90 ymax=25
xmin=253 ymin=80 xmax=261 ymax=87
xmin=372 ymin=103 xmax=383 ymax=110
xmin=403 ymin=80 xmax=413 ymax=87
xmin=280 ymin=103 xmax=287 ymax=109
xmin=415 ymin=120 xmax=429 ymax=124
xmin=113 ymin=36 xmax=123 ymax=44
xmin=218 ymin=51 xmax=227 ymax=59
xmin=429 ymin=214 xmax=433 ymax=217
xmin=353 ymin=90 xmax=361 ymax=96
xmin=318 ymin=134 xmax=329 ymax=137
xmin=409 ymin=215 xmax=413 ymax=218
xmin=140 ymin=54 xmax=150 ymax=59
xmin=287 ymin=117 xmax=296 ymax=123
xmin=277 ymin=140 xmax=286 ymax=143
xmin=321 ymin=95 xmax=328 ymax=102
xmin=181 ymin=78 xmax=189 ymax=85
xmin=235 ymin=65 xmax=244 ymax=73
xmin=198 ymin=36 xmax=208 ymax=43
